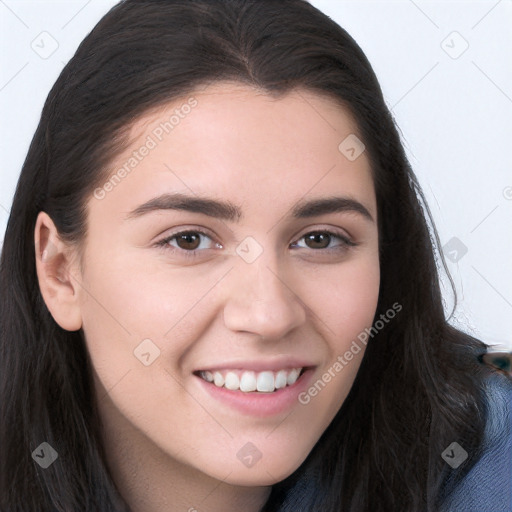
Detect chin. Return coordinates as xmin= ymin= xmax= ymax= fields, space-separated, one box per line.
xmin=218 ymin=455 xmax=307 ymax=487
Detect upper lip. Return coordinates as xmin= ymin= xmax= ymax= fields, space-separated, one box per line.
xmin=193 ymin=358 xmax=317 ymax=373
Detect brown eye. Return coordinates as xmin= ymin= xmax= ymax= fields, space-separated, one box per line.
xmin=304 ymin=232 xmax=332 ymax=249
xmin=156 ymin=229 xmax=219 ymax=259
xmin=292 ymin=230 xmax=356 ymax=251
xmin=175 ymin=232 xmax=201 ymax=251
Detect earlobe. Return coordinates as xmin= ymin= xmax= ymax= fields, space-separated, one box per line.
xmin=34 ymin=211 xmax=83 ymax=331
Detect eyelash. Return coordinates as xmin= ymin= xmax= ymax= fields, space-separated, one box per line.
xmin=155 ymin=228 xmax=358 ymax=259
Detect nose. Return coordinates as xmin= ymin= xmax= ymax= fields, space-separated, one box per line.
xmin=222 ymin=256 xmax=307 ymax=340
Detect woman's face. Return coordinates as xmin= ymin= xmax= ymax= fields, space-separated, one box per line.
xmin=72 ymin=82 xmax=380 ymax=485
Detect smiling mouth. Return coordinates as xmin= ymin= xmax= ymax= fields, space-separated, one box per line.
xmin=193 ymin=367 xmax=308 ymax=393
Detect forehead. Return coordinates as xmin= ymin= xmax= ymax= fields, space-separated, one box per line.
xmin=130 ymin=81 xmax=363 ymax=151
xmin=90 ymin=81 xmax=376 ymax=225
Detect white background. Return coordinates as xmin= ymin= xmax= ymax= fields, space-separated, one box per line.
xmin=1 ymin=0 xmax=511 ymax=349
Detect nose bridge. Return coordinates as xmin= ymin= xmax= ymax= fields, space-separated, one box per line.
xmin=222 ymin=248 xmax=307 ymax=339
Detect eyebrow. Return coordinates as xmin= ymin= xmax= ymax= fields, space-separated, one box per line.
xmin=124 ymin=192 xmax=374 ymax=223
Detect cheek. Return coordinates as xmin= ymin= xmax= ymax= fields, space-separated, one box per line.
xmin=294 ymin=253 xmax=379 ymax=413
xmin=77 ymin=251 xmax=222 ymax=381
xmin=77 ymin=251 xmax=161 ymax=385
xmin=299 ymin=250 xmax=380 ymax=345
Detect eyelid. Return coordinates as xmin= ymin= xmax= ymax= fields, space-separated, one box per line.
xmin=154 ymin=225 xmax=220 ymax=244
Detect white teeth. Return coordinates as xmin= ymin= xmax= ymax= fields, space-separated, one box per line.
xmin=275 ymin=370 xmax=288 ymax=389
xmin=287 ymin=368 xmax=300 ymax=386
xmin=213 ymin=371 xmax=224 ymax=387
xmin=256 ymin=371 xmax=275 ymax=392
xmin=224 ymin=372 xmax=240 ymax=390
xmin=240 ymin=371 xmax=257 ymax=392
xmin=199 ymin=367 xmax=304 ymax=393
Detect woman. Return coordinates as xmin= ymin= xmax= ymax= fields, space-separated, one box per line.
xmin=1 ymin=1 xmax=510 ymax=511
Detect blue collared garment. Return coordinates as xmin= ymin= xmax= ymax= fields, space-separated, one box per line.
xmin=276 ymin=371 xmax=512 ymax=512
xmin=439 ymin=371 xmax=512 ymax=512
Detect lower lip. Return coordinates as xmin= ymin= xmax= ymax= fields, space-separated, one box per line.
xmin=194 ymin=368 xmax=315 ymax=417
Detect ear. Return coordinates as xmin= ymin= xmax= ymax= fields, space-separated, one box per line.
xmin=34 ymin=211 xmax=83 ymax=331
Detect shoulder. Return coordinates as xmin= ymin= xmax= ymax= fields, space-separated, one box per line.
xmin=440 ymin=371 xmax=512 ymax=512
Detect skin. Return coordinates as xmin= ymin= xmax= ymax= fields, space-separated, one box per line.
xmin=35 ymin=82 xmax=380 ymax=512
